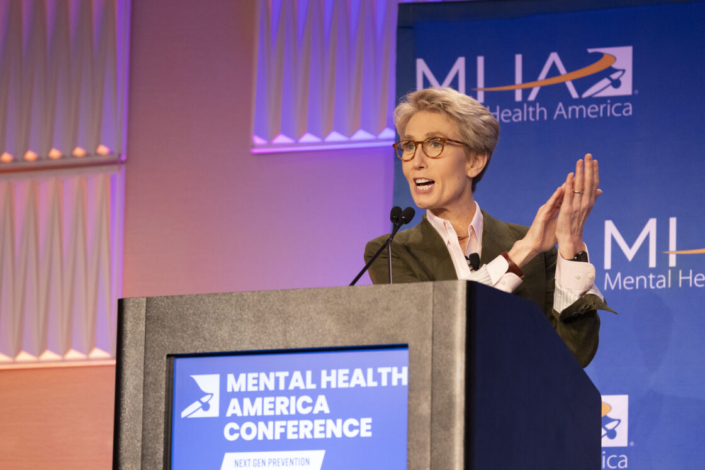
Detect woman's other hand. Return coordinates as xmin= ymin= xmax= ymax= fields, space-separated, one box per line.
xmin=556 ymin=154 xmax=602 ymax=260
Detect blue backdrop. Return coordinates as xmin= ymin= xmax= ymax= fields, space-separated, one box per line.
xmin=394 ymin=1 xmax=705 ymax=467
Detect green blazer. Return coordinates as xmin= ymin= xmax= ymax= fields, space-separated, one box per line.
xmin=364 ymin=210 xmax=615 ymax=368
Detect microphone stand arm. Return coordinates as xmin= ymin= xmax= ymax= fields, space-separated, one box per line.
xmin=387 ymin=229 xmax=399 ymax=284
xmin=349 ymin=222 xmax=402 ymax=286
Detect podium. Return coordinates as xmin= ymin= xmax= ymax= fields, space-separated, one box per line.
xmin=113 ymin=281 xmax=600 ymax=470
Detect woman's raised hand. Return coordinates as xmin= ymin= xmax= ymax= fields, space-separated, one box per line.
xmin=508 ymin=185 xmax=564 ymax=268
xmin=555 ymin=154 xmax=602 ymax=260
xmin=507 ymin=153 xmax=602 ymax=268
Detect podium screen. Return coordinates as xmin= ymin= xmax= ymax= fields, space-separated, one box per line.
xmin=168 ymin=347 xmax=409 ymax=470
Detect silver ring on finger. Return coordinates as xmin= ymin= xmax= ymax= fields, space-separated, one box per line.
xmin=573 ymin=190 xmax=583 ymax=195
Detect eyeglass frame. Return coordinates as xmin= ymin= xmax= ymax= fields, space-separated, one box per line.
xmin=392 ymin=136 xmax=469 ymax=162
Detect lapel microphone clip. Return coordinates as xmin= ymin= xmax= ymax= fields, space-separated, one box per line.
xmin=466 ymin=253 xmax=481 ymax=271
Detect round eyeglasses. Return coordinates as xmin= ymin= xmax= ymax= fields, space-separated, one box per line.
xmin=392 ymin=136 xmax=467 ymax=161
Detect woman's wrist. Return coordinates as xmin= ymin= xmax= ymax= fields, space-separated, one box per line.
xmin=508 ymin=240 xmax=536 ymax=269
xmin=557 ymin=238 xmax=586 ymax=260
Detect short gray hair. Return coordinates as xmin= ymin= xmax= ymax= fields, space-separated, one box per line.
xmin=394 ymin=87 xmax=500 ymax=192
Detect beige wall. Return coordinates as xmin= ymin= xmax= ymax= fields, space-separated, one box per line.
xmin=123 ymin=0 xmax=393 ymax=299
xmin=0 ymin=366 xmax=115 ymax=470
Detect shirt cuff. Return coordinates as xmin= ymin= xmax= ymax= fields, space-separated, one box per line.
xmin=554 ymin=282 xmax=604 ymax=314
xmin=556 ymin=253 xmax=597 ymax=294
xmin=486 ymin=255 xmax=522 ymax=293
xmin=554 ymin=251 xmax=604 ymax=313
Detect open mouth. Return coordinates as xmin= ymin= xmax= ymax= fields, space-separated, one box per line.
xmin=414 ymin=178 xmax=435 ymax=191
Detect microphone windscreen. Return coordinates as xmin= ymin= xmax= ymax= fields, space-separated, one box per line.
xmin=401 ymin=207 xmax=416 ymax=225
xmin=390 ymin=206 xmax=403 ymax=223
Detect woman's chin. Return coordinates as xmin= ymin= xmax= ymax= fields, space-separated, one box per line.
xmin=410 ymin=195 xmax=435 ymax=211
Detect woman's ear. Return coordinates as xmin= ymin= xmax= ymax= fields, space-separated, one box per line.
xmin=466 ymin=153 xmax=488 ymax=178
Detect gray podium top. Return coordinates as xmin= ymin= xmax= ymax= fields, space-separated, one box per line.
xmin=113 ymin=280 xmax=600 ymax=470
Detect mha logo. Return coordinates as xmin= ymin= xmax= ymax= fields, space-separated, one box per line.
xmin=416 ymin=46 xmax=633 ymax=122
xmin=601 ymin=395 xmax=629 ymax=469
xmin=603 ymin=218 xmax=705 ymax=291
xmin=181 ymin=374 xmax=220 ymax=418
xmin=602 ymin=395 xmax=628 ymax=447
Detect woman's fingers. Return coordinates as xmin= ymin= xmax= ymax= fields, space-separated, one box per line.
xmin=575 ymin=158 xmax=584 ymax=195
xmin=563 ymin=172 xmax=574 ymax=210
xmin=533 ymin=186 xmax=563 ymax=236
xmin=550 ymin=186 xmax=564 ymax=216
xmin=548 ymin=185 xmax=563 ymax=205
xmin=554 ymin=155 xmax=601 ymax=251
xmin=528 ymin=186 xmax=564 ymax=253
xmin=539 ymin=186 xmax=562 ymax=217
xmin=594 ymin=159 xmax=600 ymax=195
xmin=584 ymin=154 xmax=594 ymax=202
xmin=544 ymin=189 xmax=561 ymax=221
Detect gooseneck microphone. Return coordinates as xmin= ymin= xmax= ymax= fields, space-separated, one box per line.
xmin=400 ymin=207 xmax=415 ymax=226
xmin=389 ymin=206 xmax=403 ymax=225
xmin=350 ymin=206 xmax=416 ymax=286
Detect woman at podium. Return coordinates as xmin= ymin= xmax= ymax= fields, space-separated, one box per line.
xmin=364 ymin=87 xmax=614 ymax=367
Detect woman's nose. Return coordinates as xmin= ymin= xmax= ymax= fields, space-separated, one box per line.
xmin=411 ymin=151 xmax=427 ymax=170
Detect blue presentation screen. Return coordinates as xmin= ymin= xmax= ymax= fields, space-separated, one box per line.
xmin=169 ymin=347 xmax=409 ymax=470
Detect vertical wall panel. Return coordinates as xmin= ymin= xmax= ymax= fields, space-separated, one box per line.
xmin=251 ymin=0 xmax=454 ymax=153
xmin=0 ymin=0 xmax=129 ymax=367
xmin=0 ymin=166 xmax=124 ymax=366
xmin=252 ymin=0 xmax=399 ymax=152
xmin=0 ymin=0 xmax=129 ymax=167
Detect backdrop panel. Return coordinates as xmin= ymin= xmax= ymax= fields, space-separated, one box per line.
xmin=394 ymin=1 xmax=705 ymax=468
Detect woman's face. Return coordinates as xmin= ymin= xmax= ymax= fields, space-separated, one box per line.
xmin=401 ymin=111 xmax=483 ymax=216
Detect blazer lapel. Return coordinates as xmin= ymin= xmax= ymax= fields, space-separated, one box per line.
xmin=405 ymin=215 xmax=458 ymax=281
xmin=480 ymin=210 xmax=519 ymax=265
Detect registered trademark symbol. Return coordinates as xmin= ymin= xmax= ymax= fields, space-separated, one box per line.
xmin=630 ymin=442 xmax=635 ymax=446
xmin=634 ymin=90 xmax=639 ymax=94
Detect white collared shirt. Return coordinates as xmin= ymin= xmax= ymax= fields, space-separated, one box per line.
xmin=426 ymin=202 xmax=603 ymax=314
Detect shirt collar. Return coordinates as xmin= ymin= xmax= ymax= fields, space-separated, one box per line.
xmin=426 ymin=201 xmax=483 ymax=247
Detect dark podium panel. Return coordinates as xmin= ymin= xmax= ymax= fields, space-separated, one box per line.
xmin=113 ymin=281 xmax=600 ymax=470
